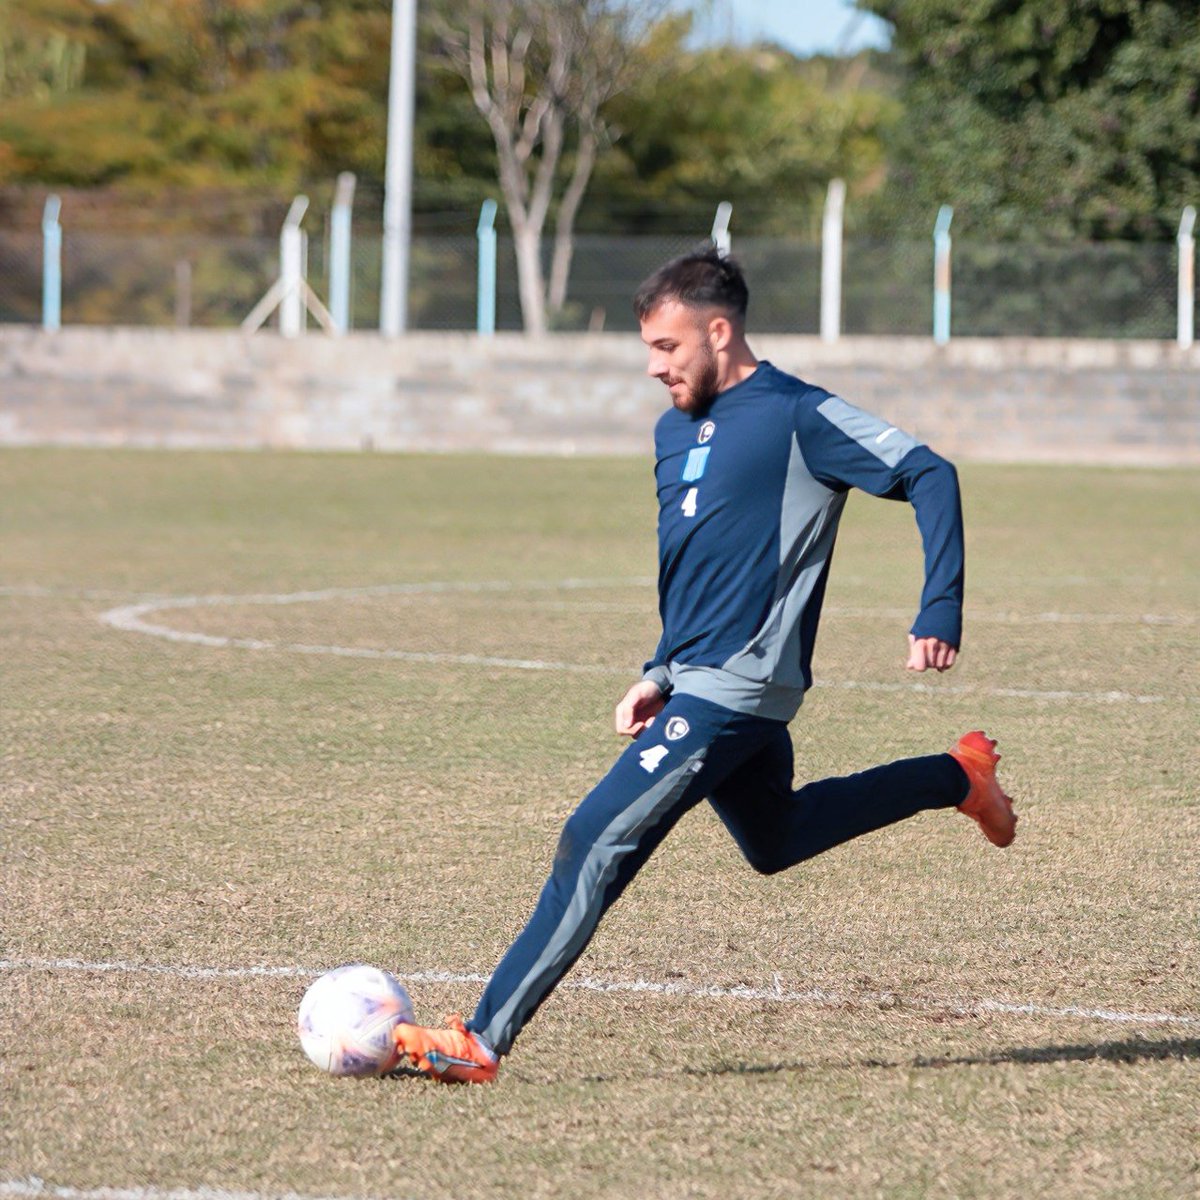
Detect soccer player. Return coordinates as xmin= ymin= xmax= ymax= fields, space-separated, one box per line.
xmin=393 ymin=249 xmax=1017 ymax=1084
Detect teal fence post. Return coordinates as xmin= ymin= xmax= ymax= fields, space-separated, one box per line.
xmin=42 ymin=195 xmax=62 ymax=332
xmin=477 ymin=199 xmax=498 ymax=336
xmin=933 ymin=205 xmax=953 ymax=345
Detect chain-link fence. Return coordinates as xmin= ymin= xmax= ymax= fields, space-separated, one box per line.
xmin=0 ymin=231 xmax=40 ymax=324
xmin=0 ymin=225 xmax=1191 ymax=339
xmin=952 ymin=240 xmax=1179 ymax=338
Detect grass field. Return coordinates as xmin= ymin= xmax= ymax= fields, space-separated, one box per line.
xmin=1 ymin=447 xmax=1197 ymax=1200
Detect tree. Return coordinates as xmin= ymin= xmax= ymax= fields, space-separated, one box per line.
xmin=594 ymin=34 xmax=898 ymax=237
xmin=0 ymin=0 xmax=92 ymax=103
xmin=431 ymin=0 xmax=664 ymax=334
xmin=0 ymin=0 xmax=393 ymax=200
xmin=856 ymin=0 xmax=1200 ymax=239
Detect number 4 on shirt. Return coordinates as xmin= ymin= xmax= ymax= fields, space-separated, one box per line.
xmin=681 ymin=487 xmax=698 ymax=517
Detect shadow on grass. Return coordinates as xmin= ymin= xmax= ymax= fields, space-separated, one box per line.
xmin=906 ymin=1036 xmax=1200 ymax=1070
xmin=382 ymin=1037 xmax=1200 ymax=1086
xmin=686 ymin=1036 xmax=1200 ymax=1079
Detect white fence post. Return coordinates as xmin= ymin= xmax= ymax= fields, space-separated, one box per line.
xmin=711 ymin=202 xmax=732 ymax=257
xmin=1178 ymin=205 xmax=1196 ymax=350
xmin=42 ymin=195 xmax=62 ymax=332
xmin=329 ymin=172 xmax=356 ymax=335
xmin=933 ymin=205 xmax=954 ymax=346
xmin=279 ymin=195 xmax=309 ymax=339
xmin=380 ymin=0 xmax=417 ymax=337
xmin=820 ymin=178 xmax=846 ymax=343
xmin=242 ymin=195 xmax=338 ymax=337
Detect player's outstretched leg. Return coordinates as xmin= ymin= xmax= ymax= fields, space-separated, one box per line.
xmin=393 ymin=1013 xmax=499 ymax=1085
xmin=949 ymin=730 xmax=1017 ymax=847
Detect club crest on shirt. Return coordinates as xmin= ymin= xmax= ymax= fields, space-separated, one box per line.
xmin=698 ymin=420 xmax=716 ymax=444
xmin=665 ymin=716 xmax=690 ymax=741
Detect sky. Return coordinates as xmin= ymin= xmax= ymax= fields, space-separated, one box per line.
xmin=681 ymin=0 xmax=893 ymax=57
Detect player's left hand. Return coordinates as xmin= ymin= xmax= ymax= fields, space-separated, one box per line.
xmin=906 ymin=634 xmax=957 ymax=673
xmin=615 ymin=679 xmax=667 ymax=738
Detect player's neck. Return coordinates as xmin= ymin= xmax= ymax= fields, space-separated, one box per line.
xmin=717 ymin=341 xmax=759 ymax=393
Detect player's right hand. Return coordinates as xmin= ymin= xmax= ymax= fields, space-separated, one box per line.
xmin=615 ymin=680 xmax=666 ymax=738
xmin=906 ymin=633 xmax=958 ymax=673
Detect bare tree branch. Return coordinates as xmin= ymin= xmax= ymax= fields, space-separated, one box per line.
xmin=432 ymin=0 xmax=667 ymax=333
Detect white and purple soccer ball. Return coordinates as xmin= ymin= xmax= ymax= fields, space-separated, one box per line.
xmin=297 ymin=964 xmax=415 ymax=1076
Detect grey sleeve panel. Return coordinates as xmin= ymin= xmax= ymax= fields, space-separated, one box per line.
xmin=816 ymin=395 xmax=921 ymax=468
xmin=717 ymin=438 xmax=847 ymax=698
xmin=642 ymin=664 xmax=673 ymax=694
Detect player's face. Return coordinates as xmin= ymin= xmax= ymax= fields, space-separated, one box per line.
xmin=639 ymin=301 xmax=720 ymax=414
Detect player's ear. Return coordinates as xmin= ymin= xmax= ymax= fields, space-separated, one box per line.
xmin=708 ymin=315 xmax=733 ymax=352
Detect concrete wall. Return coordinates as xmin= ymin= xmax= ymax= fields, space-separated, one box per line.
xmin=1 ymin=327 xmax=1197 ymax=464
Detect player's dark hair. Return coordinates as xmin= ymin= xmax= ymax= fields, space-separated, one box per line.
xmin=632 ymin=247 xmax=749 ymax=324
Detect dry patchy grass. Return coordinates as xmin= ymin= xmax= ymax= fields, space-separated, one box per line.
xmin=1 ymin=449 xmax=1198 ymax=1199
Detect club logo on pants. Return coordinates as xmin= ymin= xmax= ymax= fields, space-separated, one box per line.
xmin=665 ymin=717 xmax=690 ymax=741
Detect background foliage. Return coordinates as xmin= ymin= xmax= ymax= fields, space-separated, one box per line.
xmin=858 ymin=0 xmax=1200 ymax=238
xmin=3 ymin=1 xmax=1194 ymax=240
xmin=0 ymin=1 xmax=1194 ymax=333
xmin=0 ymin=1 xmax=897 ymax=234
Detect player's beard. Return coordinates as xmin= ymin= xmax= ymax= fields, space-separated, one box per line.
xmin=670 ymin=341 xmax=720 ymax=413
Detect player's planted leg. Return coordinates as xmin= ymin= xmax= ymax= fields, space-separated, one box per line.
xmin=393 ymin=1013 xmax=499 ymax=1084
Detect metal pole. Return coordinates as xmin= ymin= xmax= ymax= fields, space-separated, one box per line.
xmin=280 ymin=195 xmax=309 ymax=339
xmin=820 ymin=178 xmax=846 ymax=343
xmin=330 ymin=172 xmax=356 ymax=335
xmin=477 ymin=199 xmax=498 ymax=336
xmin=42 ymin=195 xmax=62 ymax=332
xmin=933 ymin=205 xmax=954 ymax=346
xmin=1178 ymin=205 xmax=1196 ymax=350
xmin=711 ymin=202 xmax=733 ymax=257
xmin=380 ymin=0 xmax=417 ymax=337
xmin=175 ymin=259 xmax=192 ymax=328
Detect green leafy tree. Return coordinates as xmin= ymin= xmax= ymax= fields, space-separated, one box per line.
xmin=857 ymin=0 xmax=1200 ymax=238
xmin=0 ymin=0 xmax=92 ymax=103
xmin=594 ymin=30 xmax=898 ymax=236
xmin=0 ymin=1 xmax=390 ymax=193
xmin=1 ymin=1 xmax=896 ymax=241
xmin=0 ymin=0 xmax=898 ymax=329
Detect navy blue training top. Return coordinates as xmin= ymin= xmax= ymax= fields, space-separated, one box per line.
xmin=642 ymin=361 xmax=964 ymax=721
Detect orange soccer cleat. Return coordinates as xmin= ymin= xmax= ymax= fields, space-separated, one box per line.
xmin=950 ymin=730 xmax=1018 ymax=847
xmin=393 ymin=1013 xmax=500 ymax=1084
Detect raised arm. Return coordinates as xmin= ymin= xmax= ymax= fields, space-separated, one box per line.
xmin=798 ymin=394 xmax=965 ymax=672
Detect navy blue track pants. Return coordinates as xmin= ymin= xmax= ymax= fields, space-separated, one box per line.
xmin=469 ymin=693 xmax=968 ymax=1054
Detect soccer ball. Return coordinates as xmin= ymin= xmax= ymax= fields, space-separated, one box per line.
xmin=297 ymin=963 xmax=415 ymax=1076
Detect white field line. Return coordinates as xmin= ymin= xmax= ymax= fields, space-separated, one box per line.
xmin=94 ymin=581 xmax=1197 ymax=705
xmin=5 ymin=579 xmax=1195 ymax=625
xmin=93 ymin=577 xmax=1199 ymax=631
xmin=817 ymin=679 xmax=1177 ymax=705
xmin=2 ymin=956 xmax=1197 ymax=1031
xmin=825 ymin=605 xmax=1195 ymax=627
xmin=7 ymin=579 xmax=1197 ymax=626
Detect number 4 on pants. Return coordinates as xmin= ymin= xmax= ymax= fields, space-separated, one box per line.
xmin=639 ymin=745 xmax=669 ymax=773
xmin=681 ymin=488 xmax=698 ymax=517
